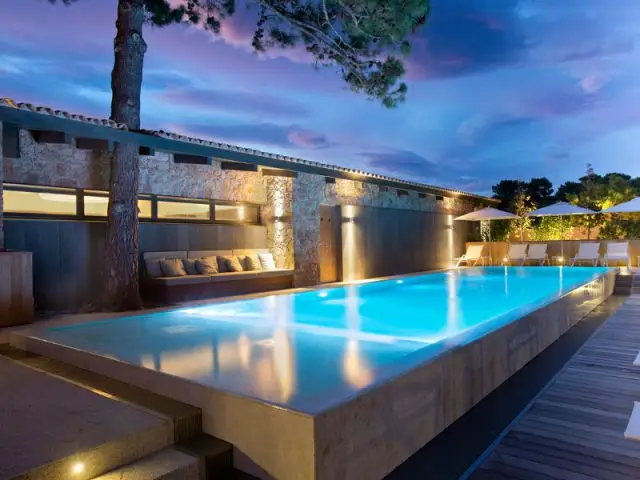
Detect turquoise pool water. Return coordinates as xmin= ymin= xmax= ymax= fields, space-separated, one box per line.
xmin=36 ymin=267 xmax=608 ymax=413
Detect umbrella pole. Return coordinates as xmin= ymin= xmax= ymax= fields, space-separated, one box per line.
xmin=489 ymin=220 xmax=492 ymax=266
xmin=561 ymin=216 xmax=564 ymax=264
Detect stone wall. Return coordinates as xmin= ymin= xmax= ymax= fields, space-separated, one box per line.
xmin=5 ymin=130 xmax=265 ymax=203
xmin=262 ymin=176 xmax=294 ymax=269
xmin=3 ymin=129 xmax=482 ymax=288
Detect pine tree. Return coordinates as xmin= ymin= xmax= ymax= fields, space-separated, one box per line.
xmin=53 ymin=0 xmax=431 ymax=310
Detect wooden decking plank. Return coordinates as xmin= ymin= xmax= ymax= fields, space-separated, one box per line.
xmin=493 ymin=444 xmax=632 ymax=480
xmin=501 ymin=434 xmax=640 ymax=476
xmin=468 ymin=291 xmax=640 ymax=479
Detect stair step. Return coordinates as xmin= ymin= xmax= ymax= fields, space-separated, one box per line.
xmin=0 ymin=345 xmax=202 ymax=442
xmin=178 ymin=435 xmax=234 ymax=478
xmin=92 ymin=447 xmax=200 ymax=480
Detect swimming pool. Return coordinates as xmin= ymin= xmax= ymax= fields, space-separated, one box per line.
xmin=30 ymin=266 xmax=609 ymax=413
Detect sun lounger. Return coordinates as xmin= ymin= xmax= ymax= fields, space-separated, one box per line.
xmin=454 ymin=244 xmax=487 ymax=267
xmin=571 ymin=243 xmax=601 ymax=266
xmin=603 ymin=241 xmax=631 ymax=268
xmin=524 ymin=243 xmax=549 ymax=265
xmin=505 ymin=244 xmax=527 ymax=266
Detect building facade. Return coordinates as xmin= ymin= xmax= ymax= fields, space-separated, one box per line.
xmin=0 ymin=102 xmax=491 ymax=311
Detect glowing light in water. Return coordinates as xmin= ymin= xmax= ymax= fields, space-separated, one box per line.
xmin=343 ymin=339 xmax=373 ymax=389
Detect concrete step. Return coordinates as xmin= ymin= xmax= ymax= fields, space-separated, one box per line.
xmin=178 ymin=435 xmax=234 ymax=478
xmin=1 ymin=346 xmax=202 ymax=442
xmin=0 ymin=354 xmax=175 ymax=480
xmin=92 ymin=447 xmax=201 ymax=480
xmin=0 ymin=346 xmax=205 ymax=480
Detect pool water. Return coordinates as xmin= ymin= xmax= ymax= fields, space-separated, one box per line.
xmin=36 ymin=267 xmax=608 ymax=413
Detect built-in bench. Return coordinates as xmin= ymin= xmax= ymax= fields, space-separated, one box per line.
xmin=141 ymin=249 xmax=294 ymax=303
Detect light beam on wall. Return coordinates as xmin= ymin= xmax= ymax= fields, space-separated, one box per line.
xmin=447 ymin=214 xmax=454 ymax=268
xmin=343 ymin=205 xmax=357 ymax=282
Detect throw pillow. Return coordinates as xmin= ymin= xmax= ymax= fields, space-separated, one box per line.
xmin=259 ymin=253 xmax=277 ymax=271
xmin=182 ymin=258 xmax=199 ymax=275
xmin=160 ymin=258 xmax=187 ymax=277
xmin=244 ymin=254 xmax=262 ymax=271
xmin=144 ymin=258 xmax=164 ymax=278
xmin=221 ymin=255 xmax=244 ymax=272
xmin=195 ymin=256 xmax=219 ymax=275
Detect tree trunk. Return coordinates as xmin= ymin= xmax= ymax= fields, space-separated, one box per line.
xmin=100 ymin=0 xmax=146 ymax=311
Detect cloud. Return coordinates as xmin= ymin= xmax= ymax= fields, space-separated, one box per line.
xmin=287 ymin=129 xmax=328 ymax=148
xmin=404 ymin=0 xmax=526 ymax=80
xmin=181 ymin=122 xmax=330 ymax=150
xmin=157 ymin=87 xmax=309 ymax=118
xmin=361 ymin=150 xmax=439 ymax=179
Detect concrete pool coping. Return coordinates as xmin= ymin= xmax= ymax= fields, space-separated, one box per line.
xmin=9 ymin=267 xmax=617 ymax=480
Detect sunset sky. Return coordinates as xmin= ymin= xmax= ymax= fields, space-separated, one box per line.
xmin=1 ymin=0 xmax=640 ymax=195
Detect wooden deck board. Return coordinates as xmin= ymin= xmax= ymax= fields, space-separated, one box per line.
xmin=469 ymin=292 xmax=640 ymax=480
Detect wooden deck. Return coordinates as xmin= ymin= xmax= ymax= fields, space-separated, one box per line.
xmin=467 ymin=293 xmax=640 ymax=480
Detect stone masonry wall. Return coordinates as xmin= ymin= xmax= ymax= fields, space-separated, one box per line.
xmin=262 ymin=176 xmax=294 ymax=269
xmin=4 ymin=130 xmax=265 ymax=203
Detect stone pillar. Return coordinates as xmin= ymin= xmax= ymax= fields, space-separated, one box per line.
xmin=263 ymin=175 xmax=294 ymax=269
xmin=0 ymin=121 xmax=4 ymax=250
xmin=292 ymin=172 xmax=325 ymax=286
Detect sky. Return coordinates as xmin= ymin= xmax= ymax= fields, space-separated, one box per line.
xmin=1 ymin=0 xmax=640 ymax=196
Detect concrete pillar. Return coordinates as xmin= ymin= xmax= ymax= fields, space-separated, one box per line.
xmin=292 ymin=172 xmax=325 ymax=286
xmin=263 ymin=175 xmax=294 ymax=269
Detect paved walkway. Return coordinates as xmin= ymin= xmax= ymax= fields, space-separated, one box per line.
xmin=467 ymin=294 xmax=640 ymax=480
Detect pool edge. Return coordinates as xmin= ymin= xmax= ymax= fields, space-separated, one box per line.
xmin=9 ymin=269 xmax=617 ymax=480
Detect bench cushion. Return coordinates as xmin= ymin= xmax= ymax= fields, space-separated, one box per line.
xmin=210 ymin=271 xmax=259 ymax=283
xmin=152 ymin=275 xmax=211 ymax=286
xmin=256 ymin=269 xmax=293 ymax=278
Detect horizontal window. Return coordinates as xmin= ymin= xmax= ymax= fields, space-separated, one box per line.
xmin=214 ymin=204 xmax=259 ymax=223
xmin=157 ymin=200 xmax=210 ymax=220
xmin=3 ymin=184 xmax=260 ymax=225
xmin=83 ymin=191 xmax=152 ymax=218
xmin=4 ymin=189 xmax=77 ymax=215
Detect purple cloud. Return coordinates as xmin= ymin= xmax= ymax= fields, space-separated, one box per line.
xmin=157 ymin=87 xmax=309 ymax=118
xmin=362 ymin=150 xmax=439 ymax=179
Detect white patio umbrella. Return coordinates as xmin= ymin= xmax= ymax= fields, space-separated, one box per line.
xmin=455 ymin=207 xmax=518 ymax=265
xmin=526 ymin=202 xmax=596 ymax=263
xmin=602 ymin=197 xmax=640 ymax=214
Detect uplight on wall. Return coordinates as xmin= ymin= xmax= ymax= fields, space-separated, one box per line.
xmin=71 ymin=462 xmax=85 ymax=475
xmin=447 ymin=214 xmax=454 ymax=268
xmin=343 ymin=205 xmax=358 ymax=282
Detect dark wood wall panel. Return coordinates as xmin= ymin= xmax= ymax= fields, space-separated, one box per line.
xmin=4 ymin=220 xmax=267 ymax=312
xmin=319 ymin=205 xmax=342 ymax=283
xmin=340 ymin=205 xmax=468 ymax=281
